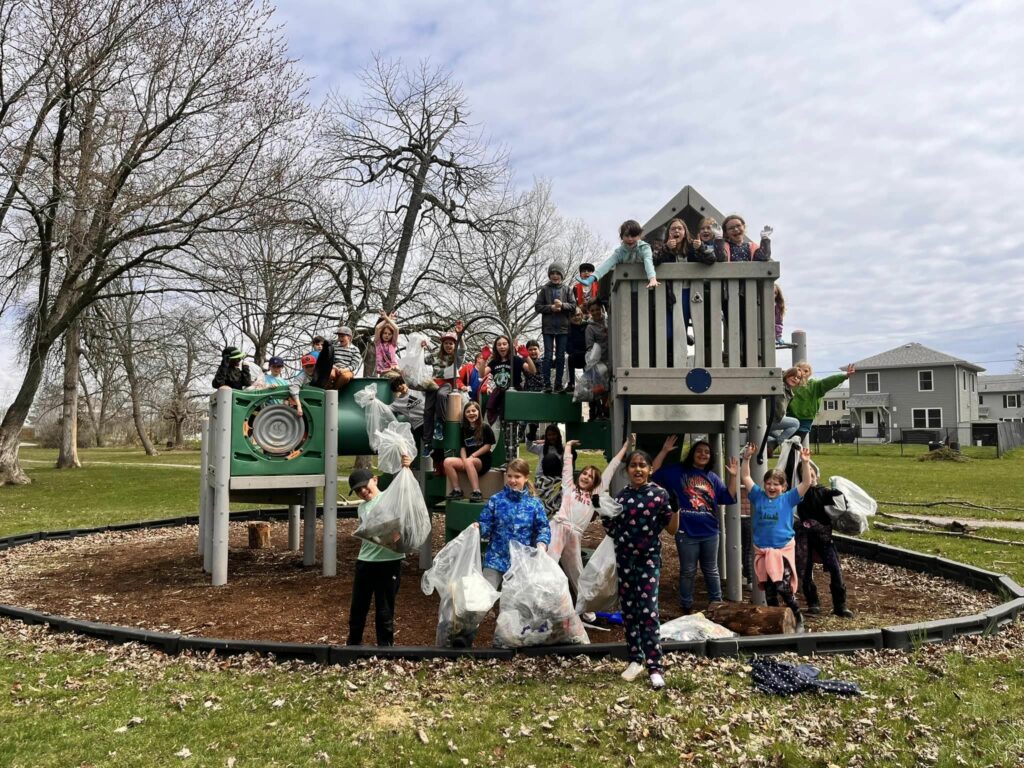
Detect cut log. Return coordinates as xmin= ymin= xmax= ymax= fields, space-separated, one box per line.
xmin=706 ymin=602 xmax=796 ymax=636
xmin=247 ymin=521 xmax=271 ymax=550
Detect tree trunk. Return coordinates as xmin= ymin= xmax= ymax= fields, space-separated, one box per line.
xmin=0 ymin=340 xmax=53 ymax=485
xmin=172 ymin=415 xmax=185 ymax=448
xmin=56 ymin=323 xmax=82 ymax=469
xmin=126 ymin=370 xmax=158 ymax=456
xmin=705 ymin=602 xmax=797 ymax=636
xmin=383 ymin=159 xmax=430 ymax=312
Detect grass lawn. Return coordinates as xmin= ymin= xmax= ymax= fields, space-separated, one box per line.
xmin=1 ymin=446 xmax=1023 ymax=766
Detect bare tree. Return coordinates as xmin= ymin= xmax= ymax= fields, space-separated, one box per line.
xmin=0 ymin=0 xmax=307 ymax=483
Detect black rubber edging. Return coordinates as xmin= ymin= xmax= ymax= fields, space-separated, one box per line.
xmin=0 ymin=516 xmax=1021 ymax=664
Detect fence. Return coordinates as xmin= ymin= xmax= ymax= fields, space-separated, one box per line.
xmin=808 ymin=424 xmax=1003 ymax=458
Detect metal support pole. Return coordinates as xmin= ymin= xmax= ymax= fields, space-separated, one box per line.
xmin=302 ymin=486 xmax=317 ymax=567
xmin=714 ymin=431 xmax=727 ymax=577
xmin=322 ymin=390 xmax=339 ymax=577
xmin=210 ymin=389 xmax=233 ymax=586
xmin=748 ymin=397 xmax=768 ymax=605
xmin=198 ymin=418 xmax=210 ymax=558
xmin=724 ymin=403 xmax=743 ymax=601
xmin=791 ymin=330 xmax=810 ymax=448
xmin=288 ymin=505 xmax=300 ymax=551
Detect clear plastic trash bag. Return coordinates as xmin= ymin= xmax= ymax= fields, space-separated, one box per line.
xmin=827 ymin=476 xmax=877 ymax=536
xmin=595 ymin=492 xmax=623 ymax=519
xmin=659 ymin=612 xmax=736 ymax=642
xmin=375 ymin=422 xmax=417 ymax=474
xmin=353 ymin=466 xmax=430 ymax=554
xmin=493 ymin=541 xmax=589 ymax=648
xmin=354 ymin=383 xmax=397 ymax=451
xmin=421 ymin=525 xmax=499 ymax=647
xmin=398 ymin=333 xmax=437 ymax=391
xmin=574 ymin=535 xmax=619 ymax=614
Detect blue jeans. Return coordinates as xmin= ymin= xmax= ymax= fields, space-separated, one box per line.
xmin=542 ymin=333 xmax=567 ymax=388
xmin=768 ymin=416 xmax=800 ymax=444
xmin=675 ymin=532 xmax=722 ymax=609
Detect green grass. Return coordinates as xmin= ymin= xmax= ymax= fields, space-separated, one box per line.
xmin=3 ymin=445 xmax=1024 ymax=766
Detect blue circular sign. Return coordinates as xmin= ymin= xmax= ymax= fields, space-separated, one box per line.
xmin=686 ymin=368 xmax=712 ymax=393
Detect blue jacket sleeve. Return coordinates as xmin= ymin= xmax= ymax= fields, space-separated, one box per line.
xmin=478 ymin=498 xmax=496 ymax=539
xmin=532 ymin=499 xmax=551 ymax=546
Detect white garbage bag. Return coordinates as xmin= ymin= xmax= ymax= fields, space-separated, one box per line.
xmin=398 ymin=333 xmax=437 ymax=391
xmin=376 ymin=422 xmax=418 ymax=474
xmin=493 ymin=541 xmax=589 ymax=648
xmin=573 ymin=344 xmax=609 ymax=403
xmin=421 ymin=525 xmax=499 ymax=647
xmin=353 ymin=465 xmax=430 ymax=554
xmin=659 ymin=613 xmax=736 ymax=642
xmin=595 ymin=492 xmax=623 ymax=519
xmin=354 ymin=383 xmax=397 ymax=451
xmin=827 ymin=476 xmax=877 ymax=536
xmin=574 ymin=536 xmax=618 ymax=614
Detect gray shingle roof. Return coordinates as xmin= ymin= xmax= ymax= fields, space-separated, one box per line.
xmin=978 ymin=374 xmax=1024 ymax=393
xmin=853 ymin=343 xmax=984 ymax=372
xmin=848 ymin=394 xmax=891 ymax=408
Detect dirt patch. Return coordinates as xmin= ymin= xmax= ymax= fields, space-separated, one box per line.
xmin=0 ymin=517 xmax=1000 ymax=647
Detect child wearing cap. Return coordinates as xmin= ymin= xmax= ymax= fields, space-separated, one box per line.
xmin=422 ymin=320 xmax=466 ymax=447
xmin=264 ymin=356 xmax=288 ymax=387
xmin=533 ymin=262 xmax=575 ymax=393
xmin=212 ymin=347 xmax=252 ymax=390
xmin=347 ymin=456 xmax=412 ymax=646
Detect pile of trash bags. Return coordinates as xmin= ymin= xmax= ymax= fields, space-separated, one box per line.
xmin=659 ymin=613 xmax=736 ymax=642
xmin=573 ymin=344 xmax=609 ymax=403
xmin=352 ymin=422 xmax=431 ymax=553
xmin=493 ymin=541 xmax=589 ymax=648
xmin=354 ymin=383 xmax=397 ymax=451
xmin=397 ymin=333 xmax=437 ymax=391
xmin=826 ymin=476 xmax=877 ymax=535
xmin=574 ymin=536 xmax=618 ymax=614
xmin=421 ymin=525 xmax=500 ymax=647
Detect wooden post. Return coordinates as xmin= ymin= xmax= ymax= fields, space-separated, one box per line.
xmin=247 ymin=521 xmax=271 ymax=549
xmin=302 ymin=486 xmax=316 ymax=567
xmin=747 ymin=396 xmax=768 ymax=606
xmin=724 ymin=403 xmax=743 ymax=601
xmin=287 ymin=505 xmax=300 ymax=551
xmin=210 ymin=388 xmax=233 ymax=586
xmin=323 ymin=390 xmax=339 ymax=577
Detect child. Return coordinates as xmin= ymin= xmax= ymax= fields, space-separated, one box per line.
xmin=311 ymin=335 xmax=325 ymax=355
xmin=768 ymin=367 xmax=802 ymax=448
xmin=443 ymin=401 xmax=495 ymax=503
xmin=473 ymin=458 xmax=550 ymax=589
xmin=795 ymin=464 xmax=855 ymax=618
xmin=333 ymin=325 xmax=363 ymax=381
xmin=593 ymin=220 xmax=658 ymax=289
xmin=566 ymin=307 xmax=588 ymax=390
xmin=521 ymin=340 xmax=546 ymax=443
xmin=212 ymin=347 xmax=252 ymax=390
xmin=603 ymin=449 xmax=678 ymax=690
xmin=388 ymin=376 xmax=425 ymax=448
xmin=740 ymin=442 xmax=814 ymax=632
xmin=528 ymin=423 xmax=576 ymax=480
xmin=484 ymin=335 xmax=537 ymax=428
xmin=796 ymin=361 xmax=813 ymax=382
xmin=534 ymin=263 xmax=576 ymax=392
xmin=263 ymin=356 xmax=288 ymax=387
xmin=787 ymin=363 xmax=855 ymax=437
xmin=651 ymin=436 xmax=738 ymax=614
xmin=534 ymin=452 xmax=564 ymax=519
xmin=692 ymin=217 xmax=719 ymax=263
xmin=656 ymin=217 xmax=712 ymax=349
xmin=422 ymin=320 xmax=466 ymax=447
xmin=572 ymin=262 xmax=599 ymax=307
xmin=549 ymin=438 xmax=630 ymax=602
xmin=583 ymin=300 xmax=610 ymax=420
xmin=458 ymin=351 xmax=488 ymax=404
xmin=346 ymin=454 xmax=412 ymax=646
xmin=373 ymin=312 xmax=401 ymax=378
xmin=774 ymin=284 xmax=786 ymax=345
xmin=715 ymin=215 xmax=772 ymax=262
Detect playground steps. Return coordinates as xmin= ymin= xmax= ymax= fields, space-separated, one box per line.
xmin=503 ymin=392 xmax=581 ymax=423
xmin=446 ymin=468 xmax=505 ymax=499
xmin=444 ymin=499 xmax=485 ymax=541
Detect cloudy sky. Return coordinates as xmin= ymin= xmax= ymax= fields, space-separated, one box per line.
xmin=2 ymin=0 xmax=1021 ymax=404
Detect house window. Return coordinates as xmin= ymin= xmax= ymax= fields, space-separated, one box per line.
xmin=866 ymin=372 xmax=879 ymax=393
xmin=962 ymin=371 xmax=967 ymax=389
xmin=825 ymin=400 xmax=835 ymax=411
xmin=912 ymin=408 xmax=942 ymax=428
xmin=864 ymin=411 xmax=875 ymax=425
xmin=971 ymin=375 xmax=975 ymax=392
xmin=1005 ymin=394 xmax=1021 ymax=408
xmin=842 ymin=400 xmax=847 ymax=409
xmin=918 ymin=370 xmax=933 ymax=392
xmin=980 ymin=395 xmax=984 ymax=405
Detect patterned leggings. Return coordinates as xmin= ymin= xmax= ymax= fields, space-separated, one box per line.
xmin=616 ymin=550 xmax=665 ymax=674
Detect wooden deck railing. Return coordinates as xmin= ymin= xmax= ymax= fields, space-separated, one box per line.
xmin=606 ymin=262 xmax=781 ymax=401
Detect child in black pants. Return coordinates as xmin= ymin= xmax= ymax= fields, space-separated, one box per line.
xmin=347 ymin=458 xmax=411 ymax=646
xmin=795 ymin=464 xmax=855 ymax=618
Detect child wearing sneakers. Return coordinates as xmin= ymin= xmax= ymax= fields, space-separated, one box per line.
xmin=443 ymin=402 xmax=495 ymax=503
xmin=533 ymin=263 xmax=575 ymax=392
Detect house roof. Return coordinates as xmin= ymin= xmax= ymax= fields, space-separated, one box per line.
xmin=853 ymin=343 xmax=985 ymax=373
xmin=978 ymin=374 xmax=1024 ymax=393
xmin=642 ymin=185 xmax=729 ymax=242
xmin=849 ymin=393 xmax=891 ymax=408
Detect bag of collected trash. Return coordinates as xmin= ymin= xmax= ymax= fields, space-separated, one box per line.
xmin=774 ymin=437 xmax=819 ymax=488
xmin=827 ymin=476 xmax=877 ymax=535
xmin=659 ymin=613 xmax=736 ymax=642
xmin=354 ymin=383 xmax=397 ymax=451
xmin=574 ymin=536 xmax=618 ymax=614
xmin=493 ymin=541 xmax=589 ymax=648
xmin=398 ymin=333 xmax=437 ymax=391
xmin=422 ymin=525 xmax=499 ymax=647
xmin=375 ymin=421 xmax=418 ymax=474
xmin=353 ymin=467 xmax=429 ymax=553
xmin=573 ymin=345 xmax=609 ymax=402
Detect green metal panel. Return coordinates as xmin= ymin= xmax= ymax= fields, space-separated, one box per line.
xmin=425 ymin=473 xmax=448 ymax=507
xmin=503 ymin=391 xmax=582 ymax=423
xmin=444 ymin=499 xmax=484 ymax=541
xmin=229 ymin=387 xmax=326 ymax=477
xmin=338 ymin=378 xmax=394 ymax=456
xmin=566 ymin=419 xmax=613 ymax=460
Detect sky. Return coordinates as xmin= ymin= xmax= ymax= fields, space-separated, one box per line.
xmin=2 ymin=0 xmax=1022 ymax=406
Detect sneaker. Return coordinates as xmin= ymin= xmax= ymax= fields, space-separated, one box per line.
xmin=686 ymin=330 xmax=695 ymax=346
xmin=621 ymin=662 xmax=644 ymax=682
xmin=795 ymin=618 xmax=806 ymax=634
xmin=806 ymin=603 xmax=821 ymax=615
xmin=649 ymin=672 xmax=666 ymax=690
xmin=581 ymin=612 xmax=597 ymax=623
xmin=833 ymin=606 xmax=855 ymax=618
xmin=543 ymin=385 xmax=552 ymax=394
xmin=433 ymin=423 xmax=444 ymax=441
xmin=469 ymin=490 xmax=483 ymax=503
xmin=446 ymin=489 xmax=464 ymax=500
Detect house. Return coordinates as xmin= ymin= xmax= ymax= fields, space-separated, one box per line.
xmin=848 ymin=343 xmax=984 ymax=445
xmin=978 ymin=374 xmax=1024 ymax=423
xmin=814 ymin=382 xmax=850 ymax=426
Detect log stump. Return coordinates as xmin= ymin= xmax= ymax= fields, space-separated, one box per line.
xmin=706 ymin=602 xmax=796 ymax=636
xmin=247 ymin=522 xmax=271 ymax=550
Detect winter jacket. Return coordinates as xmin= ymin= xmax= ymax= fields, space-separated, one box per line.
xmin=478 ymin=486 xmax=551 ymax=574
xmin=594 ymin=242 xmax=656 ymax=281
xmin=602 ymin=482 xmax=674 ymax=558
xmin=212 ymin=361 xmax=251 ymax=390
xmin=796 ymin=485 xmax=844 ymax=528
xmin=572 ymin=278 xmax=599 ymax=307
xmin=567 ymin=320 xmax=588 ymax=367
xmin=534 ymin=264 xmax=576 ymax=335
xmin=713 ymin=237 xmax=772 ymax=263
xmin=425 ymin=334 xmax=466 ymax=385
xmin=787 ymin=373 xmax=848 ymax=421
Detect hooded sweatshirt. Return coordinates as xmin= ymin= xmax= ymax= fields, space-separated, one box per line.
xmin=534 ymin=261 xmax=576 ymax=335
xmin=787 ymin=373 xmax=848 ymax=421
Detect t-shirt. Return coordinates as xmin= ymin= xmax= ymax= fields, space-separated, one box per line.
xmin=487 ymin=356 xmax=525 ymax=391
xmin=652 ymin=465 xmax=735 ymax=539
xmin=749 ymin=485 xmax=801 ymax=549
xmin=264 ymin=374 xmax=288 ymax=387
xmin=462 ymin=424 xmax=496 ymax=456
xmin=356 ymin=494 xmax=405 ymax=563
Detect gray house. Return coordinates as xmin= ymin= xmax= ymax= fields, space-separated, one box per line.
xmin=848 ymin=343 xmax=984 ymax=444
xmin=814 ymin=382 xmax=850 ymax=426
xmin=978 ymin=374 xmax=1024 ymax=423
